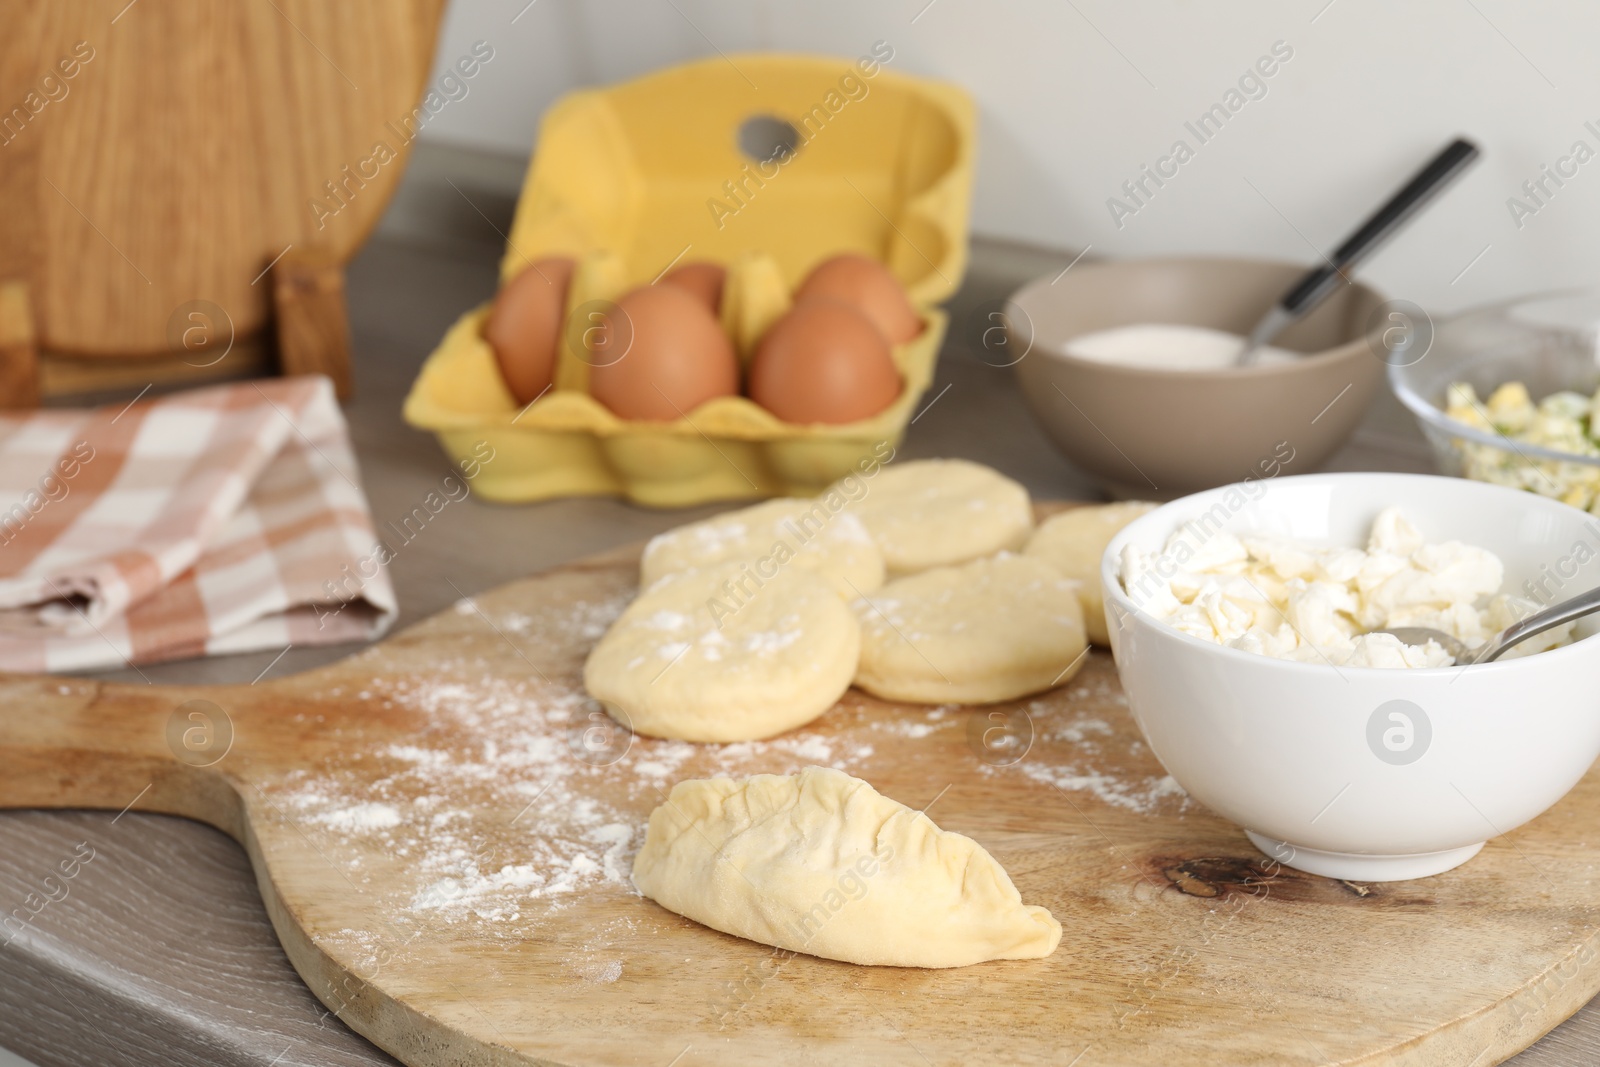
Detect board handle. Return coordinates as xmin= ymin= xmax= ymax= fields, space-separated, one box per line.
xmin=0 ymin=675 xmax=245 ymax=834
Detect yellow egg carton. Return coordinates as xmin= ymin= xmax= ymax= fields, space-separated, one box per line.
xmin=403 ymin=52 xmax=976 ymax=507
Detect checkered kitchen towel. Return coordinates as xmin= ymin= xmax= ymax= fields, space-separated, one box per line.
xmin=0 ymin=376 xmax=397 ymax=672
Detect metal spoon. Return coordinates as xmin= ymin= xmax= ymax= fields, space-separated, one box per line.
xmin=1235 ymin=137 xmax=1480 ymax=366
xmin=1371 ymin=583 xmax=1600 ymax=665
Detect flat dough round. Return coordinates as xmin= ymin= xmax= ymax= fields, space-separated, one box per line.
xmin=584 ymin=562 xmax=859 ymax=742
xmin=632 ymin=767 xmax=1061 ymax=968
xmin=1025 ymin=501 xmax=1157 ymax=645
xmin=837 ymin=459 xmax=1033 ymax=574
xmin=853 ymin=553 xmax=1087 ymax=704
xmin=639 ymin=498 xmax=884 ymax=599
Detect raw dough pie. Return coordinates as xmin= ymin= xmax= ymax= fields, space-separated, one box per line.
xmin=853 ymin=553 xmax=1087 ymax=704
xmin=638 ymin=497 xmax=884 ymax=599
xmin=837 ymin=459 xmax=1034 ymax=575
xmin=631 ymin=767 xmax=1062 ymax=968
xmin=1024 ymin=501 xmax=1156 ymax=645
xmin=583 ymin=561 xmax=859 ymax=742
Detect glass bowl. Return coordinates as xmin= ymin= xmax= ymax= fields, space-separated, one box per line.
xmin=1389 ymin=290 xmax=1600 ymax=511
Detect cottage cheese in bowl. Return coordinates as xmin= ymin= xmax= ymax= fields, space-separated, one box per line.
xmin=1099 ymin=473 xmax=1600 ymax=881
xmin=1118 ymin=506 xmax=1573 ymax=667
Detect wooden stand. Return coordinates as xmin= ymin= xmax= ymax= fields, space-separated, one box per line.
xmin=0 ymin=0 xmax=446 ymax=408
xmin=273 ymin=248 xmax=354 ymax=401
xmin=1 ymin=253 xmax=352 ymax=405
xmin=0 ymin=283 xmax=40 ymax=410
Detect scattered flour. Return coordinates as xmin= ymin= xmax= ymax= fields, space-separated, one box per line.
xmin=275 ymin=589 xmax=896 ymax=943
xmin=1017 ymin=764 xmax=1188 ymax=814
xmin=279 ymin=591 xmax=1178 ymax=965
xmin=584 ymin=958 xmax=624 ymax=983
xmin=311 ymin=802 xmax=402 ymax=831
xmin=991 ymin=702 xmax=1190 ymax=815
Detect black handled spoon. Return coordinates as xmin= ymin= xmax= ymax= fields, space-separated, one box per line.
xmin=1236 ymin=137 xmax=1480 ymax=366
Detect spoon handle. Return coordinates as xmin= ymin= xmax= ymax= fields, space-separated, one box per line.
xmin=1478 ymin=582 xmax=1600 ymax=663
xmin=1236 ymin=137 xmax=1480 ymax=365
xmin=1280 ymin=135 xmax=1478 ymax=316
xmin=1277 ymin=138 xmax=1480 ymax=319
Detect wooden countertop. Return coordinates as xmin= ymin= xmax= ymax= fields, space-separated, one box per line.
xmin=0 ymin=230 xmax=1589 ymax=1067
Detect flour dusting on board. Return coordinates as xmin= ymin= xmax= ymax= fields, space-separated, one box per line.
xmin=990 ymin=678 xmax=1192 ymax=816
xmin=274 ymin=590 xmax=1175 ymax=957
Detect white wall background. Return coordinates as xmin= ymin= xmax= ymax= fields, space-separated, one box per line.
xmin=416 ymin=0 xmax=1600 ymax=314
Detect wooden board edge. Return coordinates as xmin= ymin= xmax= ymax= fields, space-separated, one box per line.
xmin=1366 ymin=928 xmax=1600 ymax=1067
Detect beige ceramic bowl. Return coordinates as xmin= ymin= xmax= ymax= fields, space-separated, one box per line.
xmin=1008 ymin=258 xmax=1386 ymax=499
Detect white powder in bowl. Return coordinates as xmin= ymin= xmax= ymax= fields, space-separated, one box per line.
xmin=1061 ymin=323 xmax=1297 ymax=370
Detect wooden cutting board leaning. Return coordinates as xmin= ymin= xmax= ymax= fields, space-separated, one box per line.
xmin=2 ymin=505 xmax=1599 ymax=1066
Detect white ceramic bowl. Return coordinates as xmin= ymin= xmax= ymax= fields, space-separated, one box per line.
xmin=1101 ymin=472 xmax=1600 ymax=881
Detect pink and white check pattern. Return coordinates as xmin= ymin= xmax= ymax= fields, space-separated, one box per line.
xmin=0 ymin=376 xmax=397 ymax=672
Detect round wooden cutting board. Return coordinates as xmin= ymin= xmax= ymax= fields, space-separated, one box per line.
xmin=3 ymin=524 xmax=1600 ymax=1066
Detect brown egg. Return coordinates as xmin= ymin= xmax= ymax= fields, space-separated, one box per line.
xmin=587 ymin=285 xmax=739 ymax=420
xmin=484 ymin=257 xmax=577 ymax=405
xmin=749 ymin=298 xmax=902 ymax=424
xmin=794 ymin=253 xmax=921 ymax=345
xmin=660 ymin=261 xmax=727 ymax=314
